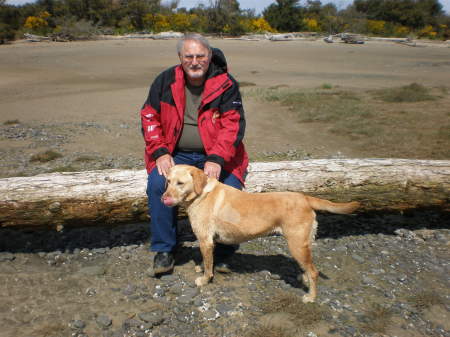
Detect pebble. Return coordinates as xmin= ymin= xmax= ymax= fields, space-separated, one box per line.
xmin=122 ymin=284 xmax=136 ymax=296
xmin=69 ymin=319 xmax=86 ymax=330
xmin=96 ymin=315 xmax=112 ymax=328
xmin=0 ymin=214 xmax=448 ymax=337
xmin=351 ymin=254 xmax=364 ymax=263
xmin=0 ymin=252 xmax=15 ymax=262
xmin=78 ymin=266 xmax=106 ymax=276
xmin=138 ymin=312 xmax=164 ymax=326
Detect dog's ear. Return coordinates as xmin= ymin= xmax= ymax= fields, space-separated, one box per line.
xmin=192 ymin=168 xmax=208 ymax=195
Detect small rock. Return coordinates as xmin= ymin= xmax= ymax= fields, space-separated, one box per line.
xmin=362 ymin=275 xmax=374 ymax=285
xmin=153 ymin=286 xmax=165 ymax=298
xmin=78 ymin=266 xmax=106 ymax=276
xmin=96 ymin=315 xmax=112 ymax=328
xmin=202 ymin=309 xmax=220 ymax=321
xmin=169 ymin=284 xmax=183 ymax=296
xmin=93 ymin=248 xmax=107 ymax=254
xmin=415 ymin=229 xmax=435 ymax=241
xmin=0 ymin=252 xmax=15 ymax=262
xmin=160 ymin=274 xmax=177 ymax=282
xmin=85 ymin=288 xmax=97 ymax=297
xmin=122 ymin=284 xmax=136 ymax=296
xmin=69 ymin=319 xmax=86 ymax=330
xmin=270 ymin=273 xmax=281 ymax=280
xmin=138 ymin=312 xmax=164 ymax=327
xmin=122 ymin=318 xmax=141 ymax=329
xmin=351 ymin=254 xmax=364 ymax=263
xmin=216 ymin=303 xmax=236 ymax=316
xmin=335 ymin=245 xmax=347 ymax=252
xmin=398 ymin=274 xmax=408 ymax=282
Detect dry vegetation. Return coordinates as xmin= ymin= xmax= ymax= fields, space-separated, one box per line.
xmin=30 ymin=150 xmax=63 ymax=163
xmin=245 ymin=291 xmax=328 ymax=337
xmin=244 ymin=83 xmax=450 ymax=161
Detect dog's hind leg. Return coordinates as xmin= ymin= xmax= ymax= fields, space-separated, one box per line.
xmin=285 ymin=223 xmax=319 ymax=303
xmin=195 ymin=238 xmax=215 ymax=287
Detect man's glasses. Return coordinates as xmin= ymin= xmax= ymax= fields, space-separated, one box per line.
xmin=182 ymin=54 xmax=208 ymax=63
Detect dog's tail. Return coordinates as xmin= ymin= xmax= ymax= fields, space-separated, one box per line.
xmin=305 ymin=196 xmax=360 ymax=215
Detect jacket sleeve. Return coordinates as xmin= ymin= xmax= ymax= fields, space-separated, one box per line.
xmin=206 ymin=80 xmax=246 ymax=167
xmin=140 ymin=74 xmax=170 ymax=160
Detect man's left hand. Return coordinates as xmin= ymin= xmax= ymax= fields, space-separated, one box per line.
xmin=204 ymin=161 xmax=221 ymax=180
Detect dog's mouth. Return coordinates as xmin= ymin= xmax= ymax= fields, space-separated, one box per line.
xmin=161 ymin=196 xmax=176 ymax=207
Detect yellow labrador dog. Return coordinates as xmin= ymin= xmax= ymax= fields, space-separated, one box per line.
xmin=162 ymin=164 xmax=359 ymax=303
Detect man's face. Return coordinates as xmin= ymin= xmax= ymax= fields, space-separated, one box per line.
xmin=179 ymin=40 xmax=211 ymax=82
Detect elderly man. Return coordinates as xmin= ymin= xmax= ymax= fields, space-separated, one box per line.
xmin=140 ymin=33 xmax=248 ymax=275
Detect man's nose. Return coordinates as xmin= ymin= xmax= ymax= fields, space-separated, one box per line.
xmin=191 ymin=56 xmax=199 ymax=65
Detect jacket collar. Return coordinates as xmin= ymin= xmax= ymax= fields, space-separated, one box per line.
xmin=172 ymin=66 xmax=232 ymax=117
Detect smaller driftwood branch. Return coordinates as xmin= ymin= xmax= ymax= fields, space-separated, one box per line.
xmin=0 ymin=159 xmax=448 ymax=228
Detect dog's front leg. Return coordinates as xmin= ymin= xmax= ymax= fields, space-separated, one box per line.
xmin=195 ymin=238 xmax=214 ymax=287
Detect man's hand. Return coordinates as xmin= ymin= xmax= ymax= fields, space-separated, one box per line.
xmin=204 ymin=161 xmax=221 ymax=180
xmin=156 ymin=154 xmax=175 ymax=178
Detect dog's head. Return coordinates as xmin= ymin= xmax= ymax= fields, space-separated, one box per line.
xmin=161 ymin=165 xmax=208 ymax=207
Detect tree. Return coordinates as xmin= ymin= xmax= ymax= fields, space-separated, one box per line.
xmin=0 ymin=1 xmax=21 ymax=43
xmin=263 ymin=0 xmax=304 ymax=32
xmin=354 ymin=0 xmax=443 ymax=29
xmin=197 ymin=0 xmax=244 ymax=35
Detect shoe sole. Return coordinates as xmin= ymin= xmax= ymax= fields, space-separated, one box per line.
xmin=153 ymin=263 xmax=174 ymax=275
xmin=215 ymin=265 xmax=232 ymax=273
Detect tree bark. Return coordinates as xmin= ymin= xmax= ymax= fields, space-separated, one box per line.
xmin=1 ymin=159 xmax=448 ymax=228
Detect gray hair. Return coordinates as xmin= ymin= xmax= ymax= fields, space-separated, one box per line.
xmin=177 ymin=33 xmax=211 ymax=55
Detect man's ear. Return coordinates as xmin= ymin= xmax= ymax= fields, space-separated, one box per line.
xmin=192 ymin=168 xmax=208 ymax=195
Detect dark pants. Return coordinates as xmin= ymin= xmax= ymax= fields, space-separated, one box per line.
xmin=146 ymin=150 xmax=242 ymax=257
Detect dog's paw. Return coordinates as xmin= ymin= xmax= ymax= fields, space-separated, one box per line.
xmin=195 ymin=276 xmax=210 ymax=287
xmin=194 ymin=265 xmax=203 ymax=273
xmin=302 ymin=294 xmax=315 ymax=303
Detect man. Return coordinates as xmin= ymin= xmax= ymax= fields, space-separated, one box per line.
xmin=140 ymin=33 xmax=248 ymax=275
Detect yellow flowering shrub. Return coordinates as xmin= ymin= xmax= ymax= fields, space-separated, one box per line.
xmin=394 ymin=26 xmax=409 ymax=36
xmin=418 ymin=25 xmax=437 ymax=39
xmin=251 ymin=18 xmax=275 ymax=33
xmin=170 ymin=13 xmax=198 ymax=32
xmin=367 ymin=20 xmax=386 ymax=35
xmin=304 ymin=18 xmax=319 ymax=31
xmin=24 ymin=11 xmax=50 ymax=31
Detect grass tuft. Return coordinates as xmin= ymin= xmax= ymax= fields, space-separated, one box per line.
xmin=30 ymin=150 xmax=63 ymax=163
xmin=239 ymin=81 xmax=257 ymax=87
xmin=373 ymin=83 xmax=437 ymax=102
xmin=407 ymin=291 xmax=444 ymax=311
xmin=245 ymin=326 xmax=289 ymax=337
xmin=3 ymin=119 xmax=20 ymax=125
xmin=260 ymin=291 xmax=326 ymax=327
xmin=359 ymin=304 xmax=393 ymax=334
xmin=319 ymin=83 xmax=333 ymax=89
xmin=244 ymin=291 xmax=327 ymax=337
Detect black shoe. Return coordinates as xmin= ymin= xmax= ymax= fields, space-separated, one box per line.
xmin=153 ymin=252 xmax=174 ymax=275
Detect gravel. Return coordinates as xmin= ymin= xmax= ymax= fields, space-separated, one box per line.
xmin=0 ymin=210 xmax=449 ymax=337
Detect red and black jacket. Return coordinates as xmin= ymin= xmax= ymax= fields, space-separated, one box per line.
xmin=140 ymin=48 xmax=248 ymax=184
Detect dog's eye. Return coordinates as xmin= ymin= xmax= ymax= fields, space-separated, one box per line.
xmin=177 ymin=181 xmax=183 ymax=186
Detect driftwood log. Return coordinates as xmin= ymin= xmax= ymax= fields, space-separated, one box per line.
xmin=1 ymin=159 xmax=448 ymax=228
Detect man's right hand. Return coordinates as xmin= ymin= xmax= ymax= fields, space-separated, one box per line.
xmin=156 ymin=154 xmax=175 ymax=178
